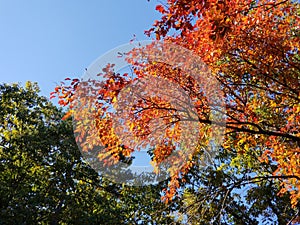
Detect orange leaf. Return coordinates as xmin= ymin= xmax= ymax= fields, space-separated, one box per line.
xmin=155 ymin=5 xmax=165 ymax=13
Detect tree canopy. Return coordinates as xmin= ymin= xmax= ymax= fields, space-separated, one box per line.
xmin=145 ymin=0 xmax=300 ymax=209
xmin=4 ymin=0 xmax=299 ymax=224
xmin=0 ymin=82 xmax=176 ymax=224
xmin=53 ymin=0 xmax=299 ymax=208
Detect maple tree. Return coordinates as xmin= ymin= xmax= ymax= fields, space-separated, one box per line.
xmin=52 ymin=0 xmax=300 ymax=210
xmin=145 ymin=0 xmax=300 ymax=207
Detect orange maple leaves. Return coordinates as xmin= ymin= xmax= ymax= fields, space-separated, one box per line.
xmin=53 ymin=0 xmax=300 ymax=206
xmin=147 ymin=0 xmax=300 ymax=206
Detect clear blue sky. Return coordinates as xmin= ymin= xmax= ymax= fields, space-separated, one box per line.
xmin=0 ymin=0 xmax=161 ymax=98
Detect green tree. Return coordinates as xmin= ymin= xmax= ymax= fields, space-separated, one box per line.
xmin=0 ymin=82 xmax=175 ymax=225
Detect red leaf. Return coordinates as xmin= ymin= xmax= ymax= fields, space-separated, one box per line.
xmin=155 ymin=5 xmax=165 ymax=13
xmin=58 ymin=100 xmax=65 ymax=105
xmin=62 ymin=110 xmax=72 ymax=120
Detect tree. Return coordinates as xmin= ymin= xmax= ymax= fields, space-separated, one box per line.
xmin=169 ymin=147 xmax=297 ymax=224
xmin=0 ymin=82 xmax=176 ymax=225
xmin=145 ymin=0 xmax=300 ymax=208
xmin=53 ymin=0 xmax=300 ymax=223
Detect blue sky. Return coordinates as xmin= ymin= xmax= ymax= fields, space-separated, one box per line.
xmin=0 ymin=0 xmax=161 ymax=97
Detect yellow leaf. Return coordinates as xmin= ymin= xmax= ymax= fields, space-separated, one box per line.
xmin=130 ymin=123 xmax=134 ymax=131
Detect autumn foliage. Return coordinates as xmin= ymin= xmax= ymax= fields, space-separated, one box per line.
xmin=52 ymin=0 xmax=300 ymax=206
